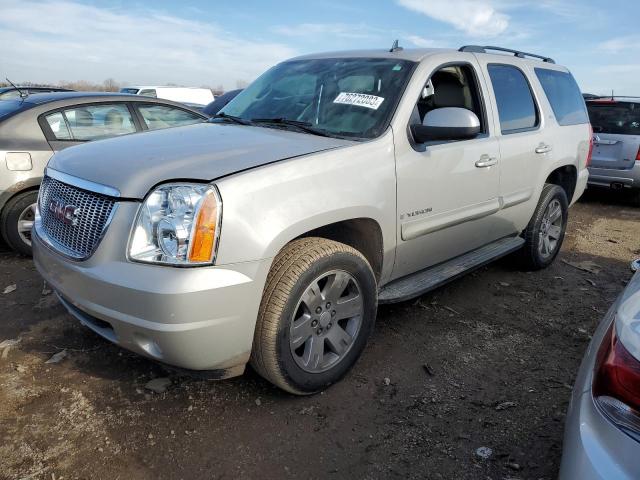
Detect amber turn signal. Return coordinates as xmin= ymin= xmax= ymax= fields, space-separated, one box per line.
xmin=188 ymin=189 xmax=220 ymax=263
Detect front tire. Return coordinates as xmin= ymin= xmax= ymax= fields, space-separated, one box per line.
xmin=0 ymin=191 xmax=38 ymax=256
xmin=251 ymin=238 xmax=377 ymax=395
xmin=518 ymin=184 xmax=568 ymax=270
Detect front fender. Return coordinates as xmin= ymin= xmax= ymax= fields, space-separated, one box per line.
xmin=214 ymin=133 xmax=397 ymax=283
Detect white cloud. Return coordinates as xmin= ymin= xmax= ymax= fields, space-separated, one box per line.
xmin=0 ymin=0 xmax=296 ymax=89
xmin=397 ymin=0 xmax=509 ymax=37
xmin=598 ymin=35 xmax=640 ymax=54
xmin=405 ymin=35 xmax=439 ymax=48
xmin=272 ymin=23 xmax=380 ymax=40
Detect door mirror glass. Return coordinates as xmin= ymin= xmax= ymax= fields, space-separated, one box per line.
xmin=632 ymin=259 xmax=640 ymax=273
xmin=411 ymin=107 xmax=480 ymax=143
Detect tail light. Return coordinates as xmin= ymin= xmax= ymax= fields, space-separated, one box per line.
xmin=635 ymin=146 xmax=640 ymax=162
xmin=593 ymin=322 xmax=640 ymax=436
xmin=586 ymin=124 xmax=594 ymax=167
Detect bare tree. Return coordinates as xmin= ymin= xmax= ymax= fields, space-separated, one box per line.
xmin=103 ymin=78 xmax=119 ymax=92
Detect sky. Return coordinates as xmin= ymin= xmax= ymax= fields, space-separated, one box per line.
xmin=1 ymin=0 xmax=638 ymax=95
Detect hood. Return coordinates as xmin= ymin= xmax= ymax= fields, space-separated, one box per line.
xmin=48 ymin=123 xmax=354 ymax=198
xmin=616 ymin=270 xmax=640 ymax=361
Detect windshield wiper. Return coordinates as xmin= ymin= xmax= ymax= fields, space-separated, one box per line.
xmin=250 ymin=117 xmax=332 ymax=138
xmin=210 ymin=112 xmax=252 ymax=126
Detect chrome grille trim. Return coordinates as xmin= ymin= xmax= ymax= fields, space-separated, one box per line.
xmin=35 ymin=175 xmax=118 ymax=260
xmin=45 ymin=167 xmax=121 ymax=197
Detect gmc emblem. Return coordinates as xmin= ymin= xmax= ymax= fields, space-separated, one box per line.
xmin=48 ymin=199 xmax=80 ymax=226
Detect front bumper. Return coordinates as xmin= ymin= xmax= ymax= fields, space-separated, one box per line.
xmin=558 ymin=304 xmax=640 ymax=480
xmin=587 ymin=161 xmax=640 ymax=189
xmin=32 ymin=224 xmax=271 ymax=374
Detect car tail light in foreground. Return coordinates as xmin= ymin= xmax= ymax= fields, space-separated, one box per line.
xmin=593 ymin=322 xmax=640 ymax=437
xmin=635 ymin=146 xmax=640 ymax=161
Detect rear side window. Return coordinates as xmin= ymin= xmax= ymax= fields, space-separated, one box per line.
xmin=137 ymin=104 xmax=203 ymax=130
xmin=535 ymin=68 xmax=588 ymax=126
xmin=45 ymin=112 xmax=72 ymax=140
xmin=488 ymin=64 xmax=538 ymax=134
xmin=45 ymin=103 xmax=137 ymax=141
xmin=587 ymin=101 xmax=640 ymax=135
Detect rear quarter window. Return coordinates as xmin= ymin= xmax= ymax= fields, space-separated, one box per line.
xmin=535 ymin=68 xmax=589 ymax=126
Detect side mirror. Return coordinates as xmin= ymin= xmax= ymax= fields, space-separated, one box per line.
xmin=411 ymin=107 xmax=480 ymax=143
xmin=632 ymin=259 xmax=640 ymax=273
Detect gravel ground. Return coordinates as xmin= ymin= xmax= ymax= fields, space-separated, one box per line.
xmin=1 ymin=190 xmax=639 ymax=480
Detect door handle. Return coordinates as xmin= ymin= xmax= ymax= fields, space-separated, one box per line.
xmin=475 ymin=155 xmax=497 ymax=168
xmin=535 ymin=144 xmax=553 ymax=154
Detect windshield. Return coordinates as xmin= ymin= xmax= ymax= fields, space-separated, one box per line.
xmin=219 ymin=58 xmax=416 ymax=139
xmin=120 ymin=88 xmax=140 ymax=95
xmin=587 ymin=101 xmax=640 ymax=135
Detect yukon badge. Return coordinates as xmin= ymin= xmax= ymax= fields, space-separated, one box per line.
xmin=48 ymin=199 xmax=81 ymax=226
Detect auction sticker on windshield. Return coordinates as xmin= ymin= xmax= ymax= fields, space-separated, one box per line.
xmin=333 ymin=92 xmax=385 ymax=110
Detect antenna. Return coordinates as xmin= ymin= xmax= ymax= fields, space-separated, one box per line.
xmin=389 ymin=39 xmax=403 ymax=52
xmin=5 ymin=78 xmax=27 ymax=99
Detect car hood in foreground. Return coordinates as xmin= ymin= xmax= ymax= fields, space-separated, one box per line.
xmin=616 ymin=270 xmax=640 ymax=361
xmin=47 ymin=123 xmax=354 ymax=198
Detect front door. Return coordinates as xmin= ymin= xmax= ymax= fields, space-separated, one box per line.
xmin=393 ymin=61 xmax=501 ymax=279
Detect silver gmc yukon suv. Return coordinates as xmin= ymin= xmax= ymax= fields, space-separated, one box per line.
xmin=32 ymin=45 xmax=591 ymax=394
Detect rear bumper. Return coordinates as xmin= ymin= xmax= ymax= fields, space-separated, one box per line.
xmin=32 ymin=227 xmax=271 ymax=374
xmin=559 ymin=303 xmax=640 ymax=480
xmin=588 ymin=161 xmax=640 ymax=189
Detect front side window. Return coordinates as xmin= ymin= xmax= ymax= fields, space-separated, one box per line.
xmin=219 ymin=58 xmax=416 ymax=139
xmin=587 ymin=101 xmax=640 ymax=135
xmin=412 ymin=63 xmax=486 ymax=135
xmin=535 ymin=68 xmax=588 ymax=126
xmin=138 ymin=104 xmax=203 ymax=130
xmin=48 ymin=103 xmax=136 ymax=141
xmin=488 ymin=64 xmax=538 ymax=134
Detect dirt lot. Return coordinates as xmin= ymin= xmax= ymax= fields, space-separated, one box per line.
xmin=1 ymin=191 xmax=639 ymax=480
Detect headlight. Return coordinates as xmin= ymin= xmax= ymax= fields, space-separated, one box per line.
xmin=128 ymin=183 xmax=222 ymax=265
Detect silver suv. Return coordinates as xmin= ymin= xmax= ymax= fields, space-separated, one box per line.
xmin=586 ymin=97 xmax=640 ymax=205
xmin=32 ymin=45 xmax=591 ymax=394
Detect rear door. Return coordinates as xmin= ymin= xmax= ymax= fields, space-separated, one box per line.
xmin=477 ymin=60 xmax=547 ymax=238
xmin=587 ymin=100 xmax=640 ymax=170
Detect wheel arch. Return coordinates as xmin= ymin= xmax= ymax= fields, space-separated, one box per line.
xmin=0 ymin=178 xmax=42 ymax=213
xmin=545 ymin=165 xmax=577 ymax=202
xmin=294 ymin=217 xmax=385 ymax=282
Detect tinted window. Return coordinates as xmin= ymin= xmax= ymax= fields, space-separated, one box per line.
xmin=45 ymin=112 xmax=72 ymax=140
xmin=120 ymin=88 xmax=140 ymax=94
xmin=587 ymin=101 xmax=640 ymax=135
xmin=535 ymin=68 xmax=588 ymax=126
xmin=488 ymin=64 xmax=538 ymax=133
xmin=53 ymin=104 xmax=136 ymax=141
xmin=138 ymin=104 xmax=203 ymax=130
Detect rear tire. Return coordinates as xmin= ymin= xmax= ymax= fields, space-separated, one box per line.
xmin=250 ymin=237 xmax=377 ymax=395
xmin=0 ymin=191 xmax=38 ymax=256
xmin=517 ymin=184 xmax=568 ymax=271
xmin=631 ymin=189 xmax=640 ymax=208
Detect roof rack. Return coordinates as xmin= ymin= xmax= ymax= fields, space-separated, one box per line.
xmin=459 ymin=45 xmax=555 ymax=64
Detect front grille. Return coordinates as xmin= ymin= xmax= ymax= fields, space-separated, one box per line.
xmin=38 ymin=176 xmax=116 ymax=259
